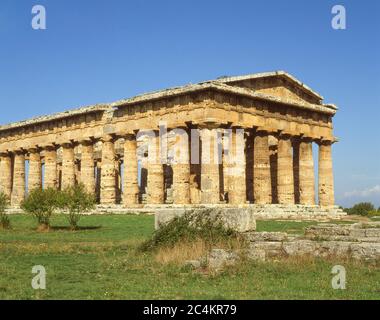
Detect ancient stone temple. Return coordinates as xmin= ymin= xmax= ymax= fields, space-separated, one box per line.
xmin=0 ymin=71 xmax=342 ymax=217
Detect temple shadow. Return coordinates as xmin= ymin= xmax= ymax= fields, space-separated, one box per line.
xmin=51 ymin=226 xmax=102 ymax=231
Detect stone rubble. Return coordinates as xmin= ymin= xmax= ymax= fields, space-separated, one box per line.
xmin=196 ymin=222 xmax=380 ymax=270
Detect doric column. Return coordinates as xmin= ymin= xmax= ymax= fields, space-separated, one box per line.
xmin=200 ymin=128 xmax=220 ymax=204
xmin=318 ymin=140 xmax=335 ymax=207
xmin=299 ymin=138 xmax=315 ymax=205
xmin=253 ymin=130 xmax=272 ymax=204
xmin=123 ymin=134 xmax=139 ymax=206
xmin=11 ymin=151 xmax=25 ymax=206
xmin=277 ymin=133 xmax=295 ymax=204
xmin=0 ymin=152 xmax=12 ymax=199
xmin=200 ymin=127 xmax=220 ymax=204
xmin=171 ymin=128 xmax=191 ymax=204
xmin=61 ymin=142 xmax=76 ymax=189
xmin=147 ymin=131 xmax=164 ymax=204
xmin=28 ymin=148 xmax=42 ymax=192
xmin=227 ymin=128 xmax=246 ymax=204
xmin=80 ymin=139 xmax=95 ymax=194
xmin=44 ymin=146 xmax=57 ymax=189
xmin=100 ymin=135 xmax=117 ymax=205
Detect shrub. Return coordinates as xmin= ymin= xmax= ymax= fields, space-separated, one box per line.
xmin=0 ymin=192 xmax=10 ymax=229
xmin=347 ymin=202 xmax=375 ymax=216
xmin=21 ymin=188 xmax=60 ymax=231
xmin=140 ymin=209 xmax=239 ymax=252
xmin=59 ymin=184 xmax=96 ymax=230
xmin=368 ymin=210 xmax=380 ymax=218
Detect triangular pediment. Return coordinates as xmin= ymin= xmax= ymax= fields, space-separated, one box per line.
xmin=216 ymin=71 xmax=323 ymax=105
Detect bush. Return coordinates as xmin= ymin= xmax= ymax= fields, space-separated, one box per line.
xmin=347 ymin=202 xmax=375 ymax=216
xmin=368 ymin=210 xmax=380 ymax=218
xmin=59 ymin=184 xmax=96 ymax=230
xmin=21 ymin=188 xmax=60 ymax=231
xmin=0 ymin=192 xmax=10 ymax=229
xmin=140 ymin=209 xmax=238 ymax=252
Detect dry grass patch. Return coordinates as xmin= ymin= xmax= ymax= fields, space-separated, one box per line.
xmin=155 ymin=237 xmax=246 ymax=266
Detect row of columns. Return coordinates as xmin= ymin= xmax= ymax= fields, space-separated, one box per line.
xmin=0 ymin=128 xmax=335 ymax=208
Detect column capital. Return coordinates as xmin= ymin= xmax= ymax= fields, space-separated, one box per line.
xmin=101 ymin=134 xmax=116 ymax=143
xmin=60 ymin=141 xmax=75 ymax=148
xmin=76 ymin=137 xmax=94 ymax=146
xmin=254 ymin=126 xmax=278 ymax=135
xmin=13 ymin=148 xmax=26 ymax=155
xmin=116 ymin=129 xmax=138 ymax=139
xmin=0 ymin=150 xmax=11 ymax=157
xmin=43 ymin=144 xmax=58 ymax=152
xmin=317 ymin=138 xmax=336 ymax=146
xmin=276 ymin=130 xmax=294 ymax=140
xmin=27 ymin=147 xmax=41 ymax=154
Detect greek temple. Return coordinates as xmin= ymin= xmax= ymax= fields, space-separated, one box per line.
xmin=0 ymin=71 xmax=340 ymax=215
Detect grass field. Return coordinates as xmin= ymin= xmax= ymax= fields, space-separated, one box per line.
xmin=0 ymin=214 xmax=379 ymax=300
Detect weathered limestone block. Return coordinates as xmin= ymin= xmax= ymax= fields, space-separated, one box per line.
xmin=208 ymin=249 xmax=240 ymax=270
xmin=318 ymin=141 xmax=335 ymax=207
xmin=277 ymin=134 xmax=295 ymax=204
xmin=28 ymin=148 xmax=42 ymax=191
xmin=80 ymin=140 xmax=95 ymax=194
xmin=147 ymin=133 xmax=164 ymax=204
xmin=253 ymin=131 xmax=272 ymax=204
xmin=249 ymin=241 xmax=283 ymax=259
xmin=44 ymin=146 xmax=57 ymax=189
xmin=11 ymin=152 xmax=25 ymax=206
xmin=298 ymin=139 xmax=315 ymax=205
xmin=315 ymin=241 xmax=352 ymax=258
xmin=227 ymin=129 xmax=246 ymax=204
xmin=350 ymin=243 xmax=380 ymax=262
xmin=61 ymin=143 xmax=76 ymax=189
xmin=200 ymin=129 xmax=220 ymax=204
xmin=123 ymin=135 xmax=139 ymax=206
xmin=282 ymin=240 xmax=316 ymax=256
xmin=0 ymin=153 xmax=12 ymax=199
xmin=155 ymin=207 xmax=256 ymax=233
xmin=243 ymin=231 xmax=288 ymax=242
xmin=100 ymin=135 xmax=116 ymax=204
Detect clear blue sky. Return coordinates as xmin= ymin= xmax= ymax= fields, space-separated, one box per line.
xmin=0 ymin=0 xmax=379 ymax=207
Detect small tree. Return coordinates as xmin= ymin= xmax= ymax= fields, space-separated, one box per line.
xmin=60 ymin=184 xmax=96 ymax=230
xmin=348 ymin=202 xmax=375 ymax=216
xmin=21 ymin=188 xmax=60 ymax=231
xmin=0 ymin=192 xmax=10 ymax=229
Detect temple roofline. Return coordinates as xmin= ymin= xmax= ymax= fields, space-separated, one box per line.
xmin=0 ymin=71 xmax=337 ymax=133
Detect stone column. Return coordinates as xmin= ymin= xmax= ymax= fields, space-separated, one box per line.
xmin=61 ymin=142 xmax=76 ymax=189
xmin=28 ymin=148 xmax=42 ymax=192
xmin=123 ymin=134 xmax=139 ymax=206
xmin=227 ymin=128 xmax=246 ymax=205
xmin=80 ymin=139 xmax=95 ymax=194
xmin=0 ymin=152 xmax=12 ymax=199
xmin=277 ymin=134 xmax=295 ymax=204
xmin=172 ymin=128 xmax=191 ymax=204
xmin=100 ymin=135 xmax=117 ymax=205
xmin=147 ymin=132 xmax=164 ymax=204
xmin=318 ymin=140 xmax=335 ymax=207
xmin=299 ymin=138 xmax=315 ymax=205
xmin=11 ymin=151 xmax=25 ymax=206
xmin=253 ymin=130 xmax=272 ymax=204
xmin=200 ymin=127 xmax=220 ymax=204
xmin=44 ymin=146 xmax=57 ymax=189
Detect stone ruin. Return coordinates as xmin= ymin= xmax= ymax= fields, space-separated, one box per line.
xmin=0 ymin=71 xmax=344 ymax=219
xmin=184 ymin=220 xmax=380 ymax=270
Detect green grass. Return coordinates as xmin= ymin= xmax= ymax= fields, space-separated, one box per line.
xmin=0 ymin=214 xmax=379 ymax=300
